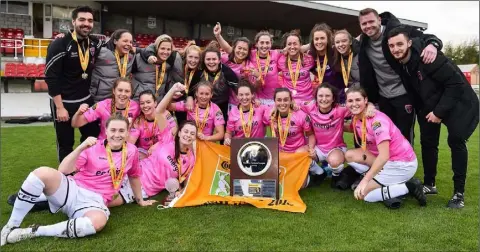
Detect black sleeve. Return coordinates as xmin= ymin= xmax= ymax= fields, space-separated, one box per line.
xmin=409 ymin=27 xmax=443 ymax=51
xmin=44 ymin=39 xmax=66 ymax=97
xmin=423 ymin=53 xmax=465 ymax=118
xmin=131 ymin=53 xmax=139 ymax=74
xmin=140 ymin=43 xmax=156 ymax=62
xmin=221 ymin=64 xmax=239 ymax=88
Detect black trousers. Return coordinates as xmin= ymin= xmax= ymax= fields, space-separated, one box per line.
xmin=50 ymin=97 xmax=100 ymax=163
xmin=377 ymin=94 xmax=415 ymax=143
xmin=418 ymin=109 xmax=470 ymax=193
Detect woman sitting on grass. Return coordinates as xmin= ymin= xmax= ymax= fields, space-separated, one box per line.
xmin=109 ymin=83 xmax=198 ymax=206
xmin=1 ymin=113 xmax=154 ymax=246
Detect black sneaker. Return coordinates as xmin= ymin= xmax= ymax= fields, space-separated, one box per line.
xmin=330 ymin=175 xmax=340 ymax=189
xmin=6 ymin=193 xmax=49 ymax=212
xmin=307 ymin=172 xmax=327 ymax=187
xmin=405 ymin=178 xmax=427 ymax=206
xmin=447 ymin=192 xmax=465 ymax=209
xmin=423 ymin=184 xmax=438 ymax=195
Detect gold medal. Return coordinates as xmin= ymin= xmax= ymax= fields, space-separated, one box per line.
xmin=195 ymin=102 xmax=210 ymax=133
xmin=239 ymin=103 xmax=254 ymax=138
xmin=155 ymin=62 xmax=166 ymax=91
xmin=71 ymin=31 xmax=90 ymax=80
xmin=256 ymin=51 xmax=271 ymax=85
xmin=115 ymin=50 xmax=128 ymax=78
xmin=341 ymin=52 xmax=353 ymax=87
xmin=106 ymin=143 xmax=127 ymax=190
xmin=316 ymin=54 xmax=328 ymax=84
xmin=184 ymin=65 xmax=195 ymax=95
xmin=203 ymin=70 xmax=220 ymax=85
xmin=287 ymin=56 xmax=301 ymax=95
xmin=177 ymin=150 xmax=193 ymax=184
xmin=353 ymin=113 xmax=367 ymax=160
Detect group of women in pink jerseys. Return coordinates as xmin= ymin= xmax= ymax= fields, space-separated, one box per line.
xmin=1 ymin=21 xmax=430 ymax=247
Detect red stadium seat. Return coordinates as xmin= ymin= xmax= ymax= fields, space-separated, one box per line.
xmin=4 ymin=41 xmax=14 ymax=54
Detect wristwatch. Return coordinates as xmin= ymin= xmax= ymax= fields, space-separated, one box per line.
xmin=430 ymin=41 xmax=440 ymax=49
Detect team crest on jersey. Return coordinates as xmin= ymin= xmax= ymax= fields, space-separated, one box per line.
xmin=216 ymin=111 xmax=223 ymax=117
xmin=372 ymin=121 xmax=381 ymax=131
xmin=416 ymin=71 xmax=423 ymax=81
xmin=92 ymin=103 xmax=98 ymax=110
xmin=305 ymin=115 xmax=311 ymax=123
xmin=405 ymin=105 xmax=413 ymax=114
xmin=90 ymin=47 xmax=95 ymax=57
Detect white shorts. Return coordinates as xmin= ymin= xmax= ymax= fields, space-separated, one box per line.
xmin=373 ymin=159 xmax=418 ymax=186
xmin=258 ymin=99 xmax=274 ymax=106
xmin=48 ymin=175 xmax=110 ymax=219
xmin=118 ymin=177 xmax=148 ymax=204
xmin=314 ymin=146 xmax=347 ymax=162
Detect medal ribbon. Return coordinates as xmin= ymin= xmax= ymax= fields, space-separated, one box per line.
xmin=270 ymin=109 xmax=291 ymax=147
xmin=114 ymin=50 xmax=128 ymax=78
xmin=184 ymin=65 xmax=195 ymax=95
xmin=287 ymin=56 xmax=301 ymax=91
xmin=177 ymin=150 xmax=193 ymax=184
xmin=155 ymin=62 xmax=166 ymax=91
xmin=256 ymin=51 xmax=271 ymax=85
xmin=203 ymin=70 xmax=220 ymax=85
xmin=239 ymin=103 xmax=254 ymax=138
xmin=316 ymin=54 xmax=328 ymax=84
xmin=195 ymin=102 xmax=210 ymax=132
xmin=113 ymin=100 xmax=131 ymax=118
xmin=352 ymin=113 xmax=367 ymax=157
xmin=341 ymin=52 xmax=353 ymax=87
xmin=71 ymin=31 xmax=90 ymax=74
xmin=106 ymin=143 xmax=127 ymax=190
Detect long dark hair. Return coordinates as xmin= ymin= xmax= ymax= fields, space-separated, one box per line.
xmin=174 ymin=120 xmax=197 ymax=161
xmin=133 ymin=90 xmax=156 ymax=127
xmin=308 ymin=23 xmax=334 ymax=58
xmin=314 ymin=82 xmax=339 ymax=108
xmin=281 ymin=30 xmax=304 ymax=68
xmin=228 ymin=37 xmax=251 ymax=63
xmin=271 ymin=87 xmax=294 ymax=118
xmin=106 ymin=29 xmax=131 ymax=52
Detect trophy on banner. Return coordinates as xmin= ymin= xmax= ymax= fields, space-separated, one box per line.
xmin=230 ymin=138 xmax=279 ymax=199
xmin=163 ymin=178 xmax=180 ymax=205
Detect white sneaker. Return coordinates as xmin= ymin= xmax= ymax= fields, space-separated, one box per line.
xmin=1 ymin=225 xmax=17 ymax=246
xmin=6 ymin=226 xmax=37 ymax=244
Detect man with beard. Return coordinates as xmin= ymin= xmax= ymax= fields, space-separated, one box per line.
xmin=387 ymin=26 xmax=479 ymax=208
xmin=45 ymin=6 xmax=102 ymax=162
xmin=357 ymin=8 xmax=443 ymax=144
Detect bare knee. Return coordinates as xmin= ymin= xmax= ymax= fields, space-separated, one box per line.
xmin=84 ymin=211 xmax=108 ymax=232
xmin=32 ymin=166 xmax=57 ymax=180
xmin=344 ymin=150 xmax=355 ymax=163
xmin=327 ymin=152 xmax=345 ymax=168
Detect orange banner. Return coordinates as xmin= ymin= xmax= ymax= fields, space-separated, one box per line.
xmin=169 ymin=140 xmax=311 ymax=213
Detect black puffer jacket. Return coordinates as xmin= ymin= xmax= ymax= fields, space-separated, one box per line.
xmin=400 ymin=38 xmax=479 ymax=140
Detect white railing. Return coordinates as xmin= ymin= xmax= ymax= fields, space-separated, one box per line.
xmin=0 ymin=38 xmax=23 ymax=59
xmin=23 ymin=38 xmax=53 ymax=58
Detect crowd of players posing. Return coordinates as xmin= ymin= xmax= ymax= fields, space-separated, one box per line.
xmin=1 ymin=5 xmax=478 ymax=246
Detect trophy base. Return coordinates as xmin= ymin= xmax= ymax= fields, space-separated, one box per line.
xmin=232 ymin=179 xmax=277 ymax=199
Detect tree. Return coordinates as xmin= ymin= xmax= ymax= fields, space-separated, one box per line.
xmin=442 ymin=38 xmax=479 ymax=65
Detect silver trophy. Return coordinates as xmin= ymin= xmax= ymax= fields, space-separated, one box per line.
xmin=164 ymin=178 xmax=180 ymax=203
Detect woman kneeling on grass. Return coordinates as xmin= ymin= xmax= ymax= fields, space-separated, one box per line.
xmin=264 ymin=87 xmax=325 ymax=188
xmin=344 ymin=86 xmax=426 ymax=209
xmin=1 ymin=113 xmax=155 ymax=246
xmin=109 ymin=83 xmax=197 ymax=206
xmin=128 ymin=90 xmax=177 ymax=159
xmin=72 ymin=77 xmax=141 ymax=140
